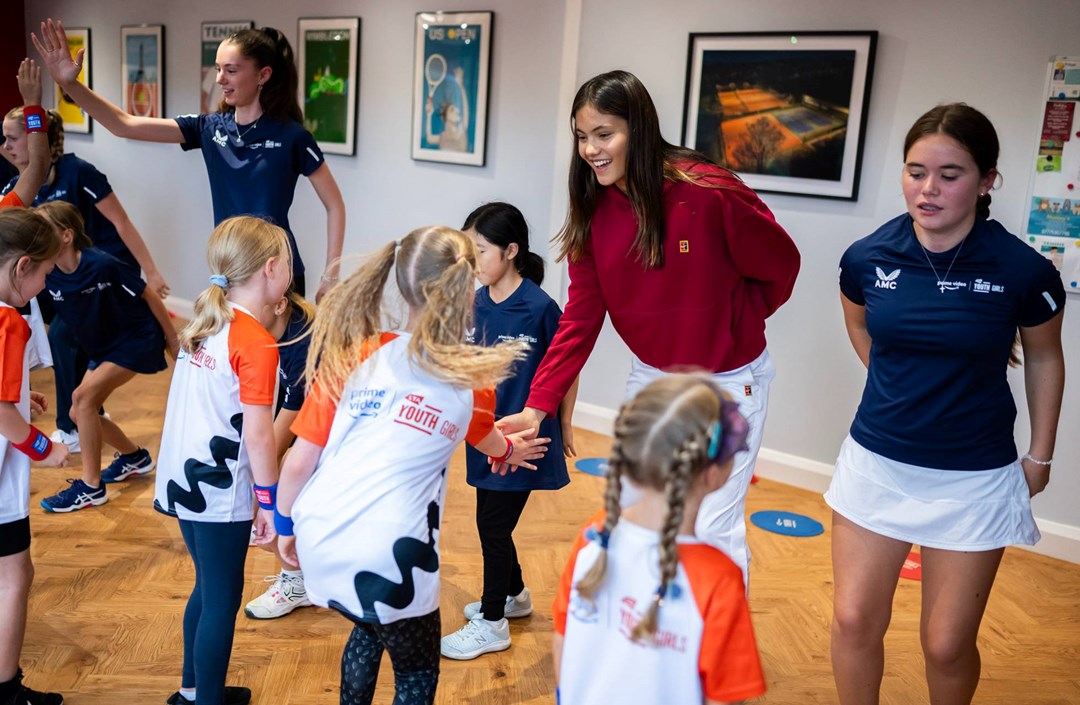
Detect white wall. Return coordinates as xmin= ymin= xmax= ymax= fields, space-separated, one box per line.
xmin=573 ymin=0 xmax=1080 ymax=548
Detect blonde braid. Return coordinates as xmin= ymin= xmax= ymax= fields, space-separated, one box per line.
xmin=574 ymin=434 xmax=627 ymax=599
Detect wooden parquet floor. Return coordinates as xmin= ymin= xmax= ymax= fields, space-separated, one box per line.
xmin=17 ymin=361 xmax=1080 ymax=705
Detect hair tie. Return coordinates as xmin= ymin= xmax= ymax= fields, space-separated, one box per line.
xmin=209 ymin=274 xmax=229 ymax=288
xmin=585 ymin=525 xmax=611 ymax=549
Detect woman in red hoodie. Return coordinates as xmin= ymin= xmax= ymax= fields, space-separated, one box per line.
xmin=501 ymin=70 xmax=800 ymax=586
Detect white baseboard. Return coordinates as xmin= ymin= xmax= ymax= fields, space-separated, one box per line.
xmin=571 ymin=402 xmax=1080 ymax=565
xmin=164 ymin=295 xmax=195 ymax=321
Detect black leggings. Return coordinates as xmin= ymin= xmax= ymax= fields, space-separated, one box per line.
xmin=476 ymin=488 xmax=531 ymax=620
xmin=340 ymin=609 xmax=440 ymax=705
xmin=178 ymin=519 xmax=251 ymax=705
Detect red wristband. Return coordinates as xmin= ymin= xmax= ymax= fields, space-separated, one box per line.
xmin=496 ymin=436 xmax=514 ymax=463
xmin=13 ymin=424 xmax=52 ymax=461
xmin=23 ymin=105 xmax=47 ymax=134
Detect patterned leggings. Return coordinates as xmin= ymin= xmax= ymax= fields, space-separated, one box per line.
xmin=340 ymin=609 xmax=440 ymax=705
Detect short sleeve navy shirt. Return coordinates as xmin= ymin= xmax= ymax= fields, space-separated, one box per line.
xmin=839 ymin=215 xmax=1065 ymax=470
xmin=174 ymin=113 xmax=324 ymax=278
xmin=2 ymin=153 xmax=136 ymax=269
xmin=276 ymin=307 xmax=312 ymax=414
xmin=465 ymin=279 xmax=570 ymax=491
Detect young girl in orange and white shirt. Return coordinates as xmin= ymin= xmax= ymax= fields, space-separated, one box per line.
xmin=153 ymin=216 xmax=292 ymax=705
xmin=275 ymin=226 xmax=547 ymax=705
xmin=553 ymin=375 xmax=766 ymax=705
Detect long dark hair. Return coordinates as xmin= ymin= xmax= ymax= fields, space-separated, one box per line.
xmin=218 ymin=27 xmax=303 ymax=124
xmin=557 ymin=70 xmax=732 ymax=269
xmin=904 ymin=103 xmax=999 ymax=219
xmin=463 ymin=202 xmax=544 ymax=285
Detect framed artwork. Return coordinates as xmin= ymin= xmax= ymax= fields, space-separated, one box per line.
xmin=411 ymin=11 xmax=493 ymax=166
xmin=121 ymin=25 xmax=165 ymax=118
xmin=55 ymin=27 xmax=92 ymax=134
xmin=682 ymin=31 xmax=877 ymax=200
xmin=298 ymin=17 xmax=361 ymax=156
xmin=201 ymin=21 xmax=253 ymax=114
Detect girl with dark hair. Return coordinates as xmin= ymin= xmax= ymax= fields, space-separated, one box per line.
xmin=499 ymin=71 xmax=800 ymax=586
xmin=440 ymin=202 xmax=577 ymax=660
xmin=33 ymin=19 xmax=345 ymax=301
xmin=830 ymin=103 xmax=1065 ymax=705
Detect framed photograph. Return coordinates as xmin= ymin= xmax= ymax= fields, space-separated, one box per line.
xmin=682 ymin=31 xmax=877 ymax=200
xmin=55 ymin=27 xmax=92 ymax=134
xmin=201 ymin=21 xmax=253 ymax=114
xmin=121 ymin=25 xmax=165 ymax=118
xmin=298 ymin=17 xmax=361 ymax=156
xmin=412 ymin=11 xmax=493 ymax=166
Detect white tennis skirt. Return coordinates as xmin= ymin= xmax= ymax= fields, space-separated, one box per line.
xmin=824 ymin=436 xmax=1040 ymax=551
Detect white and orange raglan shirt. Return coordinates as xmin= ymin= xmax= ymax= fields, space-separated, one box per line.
xmin=290 ymin=332 xmax=496 ymax=625
xmin=553 ymin=512 xmax=767 ymax=705
xmin=0 ymin=303 xmax=32 ymax=524
xmin=154 ymin=304 xmax=278 ymax=522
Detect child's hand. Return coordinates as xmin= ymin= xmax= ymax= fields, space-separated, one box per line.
xmin=252 ymin=507 xmax=277 ymax=545
xmin=29 ymin=391 xmax=48 ymax=417
xmin=31 ymin=19 xmax=83 ymax=88
xmin=17 ymin=58 xmax=42 ymax=106
xmin=41 ymin=440 xmax=69 ymax=467
xmin=278 ymin=534 xmax=299 ymax=567
xmin=490 ymin=428 xmax=550 ymax=475
xmin=561 ymin=418 xmax=576 ymax=458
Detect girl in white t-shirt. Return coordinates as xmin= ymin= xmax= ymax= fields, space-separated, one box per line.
xmin=153 ymin=216 xmax=292 ymax=705
xmin=275 ymin=226 xmax=547 ymax=705
xmin=553 ymin=375 xmax=766 ymax=705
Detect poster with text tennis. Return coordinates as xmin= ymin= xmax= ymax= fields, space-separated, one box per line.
xmin=412 ymin=12 xmax=492 ymax=166
xmin=201 ymin=22 xmax=253 ymax=114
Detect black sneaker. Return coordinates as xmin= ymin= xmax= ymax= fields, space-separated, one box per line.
xmin=0 ymin=671 xmax=63 ymax=705
xmin=165 ymin=686 xmax=251 ymax=705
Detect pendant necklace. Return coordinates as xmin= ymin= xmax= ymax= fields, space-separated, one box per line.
xmin=233 ymin=116 xmax=259 ymax=146
xmin=919 ymin=236 xmax=965 ymax=293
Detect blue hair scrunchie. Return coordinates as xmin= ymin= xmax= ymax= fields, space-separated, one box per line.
xmin=208 ymin=274 xmax=229 ymax=288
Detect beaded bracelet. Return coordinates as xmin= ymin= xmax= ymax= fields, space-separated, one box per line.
xmin=1022 ymin=453 xmax=1053 ymax=466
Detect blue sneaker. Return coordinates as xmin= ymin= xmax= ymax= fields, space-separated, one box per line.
xmin=101 ymin=448 xmax=155 ymax=483
xmin=40 ymin=479 xmax=107 ymax=513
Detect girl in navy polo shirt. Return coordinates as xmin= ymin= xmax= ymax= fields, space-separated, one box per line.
xmin=440 ymin=202 xmax=578 ymax=660
xmin=34 ymin=19 xmax=345 ymax=301
xmin=830 ymin=104 xmax=1065 ymax=705
xmin=35 ymin=201 xmax=177 ymax=513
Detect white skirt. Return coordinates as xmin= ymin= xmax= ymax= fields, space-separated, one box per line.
xmin=824 ymin=436 xmax=1040 ymax=551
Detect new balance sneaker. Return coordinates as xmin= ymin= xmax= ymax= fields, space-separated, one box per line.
xmin=463 ymin=587 xmax=533 ymax=621
xmin=48 ymin=428 xmax=79 ymax=454
xmin=441 ymin=615 xmax=512 ymax=660
xmin=165 ymin=686 xmax=251 ymax=705
xmin=40 ymin=479 xmax=107 ymax=513
xmin=244 ymin=571 xmax=312 ymax=619
xmin=0 ymin=670 xmax=63 ymax=705
xmin=101 ymin=448 xmax=155 ymax=483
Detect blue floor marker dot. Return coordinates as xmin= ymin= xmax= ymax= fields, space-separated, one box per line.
xmin=750 ymin=510 xmax=824 ymax=537
xmin=575 ymin=457 xmax=608 ymax=477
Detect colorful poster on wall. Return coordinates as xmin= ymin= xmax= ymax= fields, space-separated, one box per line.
xmin=121 ymin=25 xmax=164 ymax=118
xmin=55 ymin=27 xmax=91 ymax=134
xmin=201 ymin=21 xmax=253 ymax=114
xmin=298 ymin=17 xmax=360 ymax=156
xmin=411 ymin=11 xmax=493 ymax=166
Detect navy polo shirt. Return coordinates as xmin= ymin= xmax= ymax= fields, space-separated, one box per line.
xmin=276 ymin=306 xmax=313 ymax=414
xmin=839 ymin=215 xmax=1065 ymax=470
xmin=465 ymin=279 xmax=570 ymax=491
xmin=2 ymin=153 xmax=136 ymax=269
xmin=175 ymin=112 xmax=324 ymax=278
xmin=45 ymin=247 xmax=161 ymax=358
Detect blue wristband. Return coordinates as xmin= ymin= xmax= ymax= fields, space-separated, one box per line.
xmin=274 ymin=508 xmax=295 ymax=536
xmin=253 ymin=483 xmax=277 ymax=510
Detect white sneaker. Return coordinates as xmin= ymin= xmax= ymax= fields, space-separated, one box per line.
xmin=244 ymin=572 xmax=311 ymax=619
xmin=463 ymin=587 xmax=533 ymax=620
xmin=50 ymin=428 xmax=80 ymax=453
xmin=440 ymin=616 xmax=511 ymax=660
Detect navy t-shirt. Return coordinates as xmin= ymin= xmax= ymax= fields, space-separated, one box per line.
xmin=465 ymin=279 xmax=570 ymax=491
xmin=839 ymin=215 xmax=1065 ymax=470
xmin=1 ymin=153 xmax=136 ymax=269
xmin=276 ymin=306 xmax=313 ymax=414
xmin=45 ymin=247 xmax=162 ymax=358
xmin=175 ymin=112 xmax=325 ymax=279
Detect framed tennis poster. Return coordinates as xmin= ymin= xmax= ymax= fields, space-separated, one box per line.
xmin=56 ymin=27 xmax=91 ymax=134
xmin=201 ymin=21 xmax=253 ymax=114
xmin=121 ymin=25 xmax=164 ymax=118
xmin=412 ymin=11 xmax=493 ymax=166
xmin=298 ymin=17 xmax=361 ymax=156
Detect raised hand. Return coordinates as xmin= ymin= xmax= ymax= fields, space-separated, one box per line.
xmin=17 ymin=58 xmax=42 ymax=106
xmin=31 ymin=19 xmax=83 ymax=87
